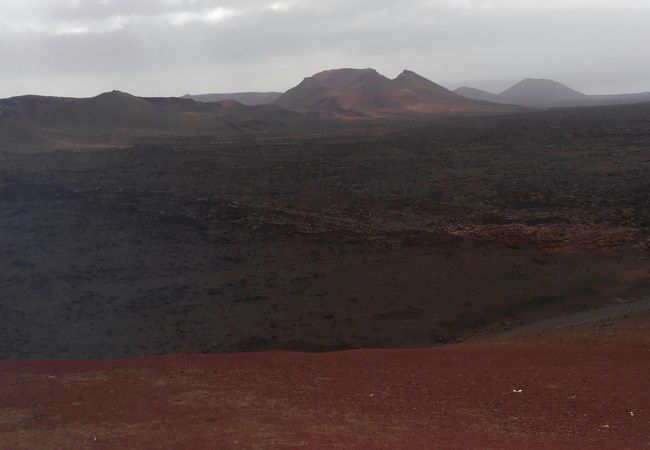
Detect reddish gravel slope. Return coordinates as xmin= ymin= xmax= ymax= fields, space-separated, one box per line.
xmin=1 ymin=342 xmax=649 ymax=449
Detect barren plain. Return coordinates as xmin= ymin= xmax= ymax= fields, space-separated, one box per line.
xmin=1 ymin=104 xmax=650 ymax=359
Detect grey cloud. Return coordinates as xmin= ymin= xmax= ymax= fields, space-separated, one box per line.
xmin=0 ymin=0 xmax=649 ymax=98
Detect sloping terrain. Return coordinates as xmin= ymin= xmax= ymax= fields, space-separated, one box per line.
xmin=1 ymin=89 xmax=650 ymax=450
xmin=1 ymin=92 xmax=185 ymax=130
xmin=2 ymin=295 xmax=649 ymax=449
xmin=0 ymin=121 xmax=49 ymax=151
xmin=32 ymin=91 xmax=199 ymax=136
xmin=456 ymin=79 xmax=650 ymax=108
xmin=0 ymin=95 xmax=76 ymax=117
xmin=275 ymin=68 xmax=523 ymax=117
xmin=1 ymin=330 xmax=649 ymax=449
xmin=454 ymin=86 xmax=503 ymax=103
xmin=1 ymin=102 xmax=650 ymax=359
xmin=587 ymin=92 xmax=650 ymax=106
xmin=0 ymin=92 xmax=320 ymax=153
xmin=499 ymin=78 xmax=587 ymax=107
xmin=183 ymin=92 xmax=283 ymax=105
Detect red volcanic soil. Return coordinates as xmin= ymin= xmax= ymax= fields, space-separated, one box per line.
xmin=2 ymin=330 xmax=650 ymax=449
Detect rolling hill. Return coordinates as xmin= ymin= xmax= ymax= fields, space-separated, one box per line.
xmin=0 ymin=91 xmax=319 ymax=152
xmin=274 ymin=68 xmax=524 ymax=117
xmin=182 ymin=92 xmax=282 ymax=105
xmin=454 ymin=87 xmax=503 ymax=104
xmin=38 ymin=91 xmax=194 ymax=131
xmin=456 ymin=79 xmax=650 ymax=109
xmin=499 ymin=78 xmax=587 ymax=108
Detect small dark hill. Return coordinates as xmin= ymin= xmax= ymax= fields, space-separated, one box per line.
xmin=0 ymin=95 xmax=75 ymax=118
xmin=454 ymin=87 xmax=504 ymax=104
xmin=37 ymin=91 xmax=193 ymax=131
xmin=0 ymin=91 xmax=321 ymax=152
xmin=585 ymin=92 xmax=650 ymax=107
xmin=183 ymin=92 xmax=282 ymax=106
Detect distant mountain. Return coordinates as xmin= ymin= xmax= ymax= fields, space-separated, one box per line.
xmin=0 ymin=91 xmax=319 ymax=152
xmin=454 ymin=87 xmax=504 ymax=104
xmin=37 ymin=91 xmax=193 ymax=131
xmin=499 ymin=79 xmax=587 ymax=108
xmin=275 ymin=68 xmax=523 ymax=117
xmin=585 ymin=92 xmax=650 ymax=106
xmin=455 ymin=79 xmax=650 ymax=109
xmin=183 ymin=92 xmax=282 ymax=106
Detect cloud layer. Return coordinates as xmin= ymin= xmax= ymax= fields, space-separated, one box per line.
xmin=1 ymin=0 xmax=649 ymax=97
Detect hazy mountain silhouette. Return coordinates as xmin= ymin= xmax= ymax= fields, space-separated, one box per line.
xmin=456 ymin=79 xmax=650 ymax=108
xmin=275 ymin=68 xmax=523 ymax=117
xmin=499 ymin=79 xmax=586 ymax=107
xmin=454 ymin=87 xmax=503 ymax=104
xmin=183 ymin=92 xmax=282 ymax=106
xmin=0 ymin=91 xmax=319 ymax=152
xmin=40 ymin=91 xmax=193 ymax=130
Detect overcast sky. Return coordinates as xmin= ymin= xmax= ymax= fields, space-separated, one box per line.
xmin=1 ymin=0 xmax=649 ymax=98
